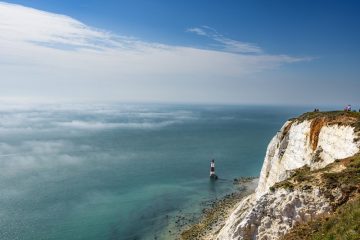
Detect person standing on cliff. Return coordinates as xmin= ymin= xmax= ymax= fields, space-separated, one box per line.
xmin=344 ymin=104 xmax=352 ymax=111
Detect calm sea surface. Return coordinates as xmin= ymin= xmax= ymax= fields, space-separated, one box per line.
xmin=0 ymin=104 xmax=309 ymax=240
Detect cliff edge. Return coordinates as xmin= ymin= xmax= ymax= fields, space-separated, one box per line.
xmin=217 ymin=111 xmax=360 ymax=240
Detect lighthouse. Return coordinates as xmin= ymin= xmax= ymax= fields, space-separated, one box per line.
xmin=210 ymin=159 xmax=218 ymax=180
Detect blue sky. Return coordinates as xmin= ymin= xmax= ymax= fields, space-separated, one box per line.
xmin=7 ymin=0 xmax=360 ymax=54
xmin=1 ymin=0 xmax=360 ymax=105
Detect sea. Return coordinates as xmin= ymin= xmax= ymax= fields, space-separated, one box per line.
xmin=0 ymin=103 xmax=310 ymax=240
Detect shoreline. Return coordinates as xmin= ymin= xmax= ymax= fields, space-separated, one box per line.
xmin=179 ymin=178 xmax=258 ymax=240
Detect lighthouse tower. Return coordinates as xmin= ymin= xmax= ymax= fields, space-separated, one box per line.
xmin=210 ymin=159 xmax=217 ymax=179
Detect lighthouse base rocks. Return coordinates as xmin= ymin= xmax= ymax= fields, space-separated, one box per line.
xmin=182 ymin=111 xmax=360 ymax=240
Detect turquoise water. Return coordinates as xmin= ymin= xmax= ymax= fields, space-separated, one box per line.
xmin=0 ymin=104 xmax=308 ymax=240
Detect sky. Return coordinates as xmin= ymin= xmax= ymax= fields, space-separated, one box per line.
xmin=1 ymin=0 xmax=359 ymax=106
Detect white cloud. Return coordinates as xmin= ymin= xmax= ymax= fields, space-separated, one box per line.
xmin=187 ymin=27 xmax=208 ymax=36
xmin=187 ymin=26 xmax=262 ymax=54
xmin=0 ymin=2 xmax=309 ymax=103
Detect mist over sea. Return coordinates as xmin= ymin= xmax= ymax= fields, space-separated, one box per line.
xmin=0 ymin=103 xmax=309 ymax=240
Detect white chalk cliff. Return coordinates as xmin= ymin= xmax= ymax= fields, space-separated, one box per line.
xmin=217 ymin=113 xmax=360 ymax=240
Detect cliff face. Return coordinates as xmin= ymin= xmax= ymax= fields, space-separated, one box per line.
xmin=256 ymin=117 xmax=359 ymax=198
xmin=217 ymin=112 xmax=360 ymax=240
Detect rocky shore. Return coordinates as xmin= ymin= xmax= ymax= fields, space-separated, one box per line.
xmin=180 ymin=178 xmax=258 ymax=240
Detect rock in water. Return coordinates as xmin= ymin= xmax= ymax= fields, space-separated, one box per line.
xmin=210 ymin=174 xmax=218 ymax=180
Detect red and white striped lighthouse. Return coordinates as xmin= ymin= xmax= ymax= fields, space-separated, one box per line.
xmin=210 ymin=159 xmax=217 ymax=179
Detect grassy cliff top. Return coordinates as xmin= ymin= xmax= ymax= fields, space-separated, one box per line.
xmin=291 ymin=111 xmax=360 ymax=131
xmin=294 ymin=111 xmax=360 ymax=122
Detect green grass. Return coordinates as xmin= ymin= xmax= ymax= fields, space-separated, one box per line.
xmin=322 ymin=154 xmax=360 ymax=189
xmin=310 ymin=198 xmax=360 ymax=240
xmin=272 ymin=180 xmax=295 ymax=191
xmin=271 ymin=165 xmax=312 ymax=192
xmin=281 ymin=154 xmax=360 ymax=240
